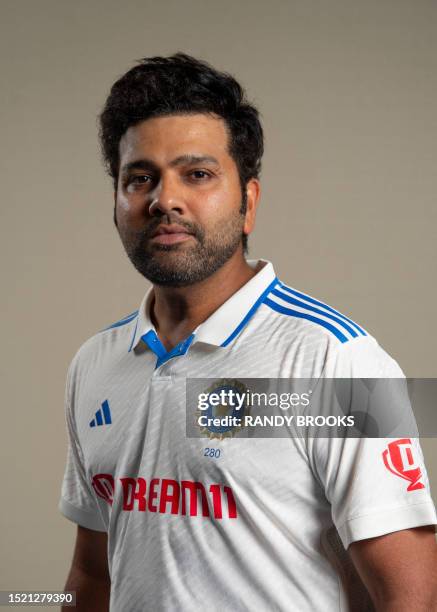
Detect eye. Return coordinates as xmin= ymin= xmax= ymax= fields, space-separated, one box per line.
xmin=130 ymin=175 xmax=152 ymax=184
xmin=189 ymin=170 xmax=212 ymax=180
xmin=125 ymin=174 xmax=154 ymax=192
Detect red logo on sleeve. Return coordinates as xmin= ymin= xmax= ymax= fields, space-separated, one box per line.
xmin=92 ymin=473 xmax=115 ymax=505
xmin=382 ymin=438 xmax=425 ymax=492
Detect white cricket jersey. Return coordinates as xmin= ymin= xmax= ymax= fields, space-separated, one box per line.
xmin=59 ymin=259 xmax=436 ymax=612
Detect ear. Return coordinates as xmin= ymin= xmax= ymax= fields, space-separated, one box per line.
xmin=243 ymin=178 xmax=261 ymax=237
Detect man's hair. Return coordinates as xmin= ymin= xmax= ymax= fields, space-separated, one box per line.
xmin=98 ymin=53 xmax=264 ymax=252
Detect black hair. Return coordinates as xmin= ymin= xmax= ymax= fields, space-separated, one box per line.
xmin=98 ymin=53 xmax=264 ymax=253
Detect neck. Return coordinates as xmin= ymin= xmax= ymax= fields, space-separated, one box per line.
xmin=150 ymin=253 xmax=257 ymax=351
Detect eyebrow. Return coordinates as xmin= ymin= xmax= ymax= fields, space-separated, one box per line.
xmin=121 ymin=155 xmax=220 ymax=175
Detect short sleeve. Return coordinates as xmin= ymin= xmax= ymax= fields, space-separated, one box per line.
xmin=58 ymin=362 xmax=107 ymax=532
xmin=307 ymin=337 xmax=437 ymax=549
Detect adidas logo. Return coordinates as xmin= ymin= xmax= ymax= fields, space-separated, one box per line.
xmin=90 ymin=400 xmax=112 ymax=427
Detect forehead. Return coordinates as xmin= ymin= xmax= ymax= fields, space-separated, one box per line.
xmin=119 ymin=114 xmax=231 ymax=164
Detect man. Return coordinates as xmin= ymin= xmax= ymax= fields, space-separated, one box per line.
xmin=59 ymin=54 xmax=437 ymax=611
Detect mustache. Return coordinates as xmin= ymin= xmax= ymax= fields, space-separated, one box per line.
xmin=142 ymin=215 xmax=204 ymax=242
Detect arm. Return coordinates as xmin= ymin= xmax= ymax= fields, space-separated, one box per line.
xmin=62 ymin=525 xmax=111 ymax=612
xmin=349 ymin=526 xmax=437 ymax=611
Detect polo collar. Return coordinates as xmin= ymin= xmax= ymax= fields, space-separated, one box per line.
xmin=128 ymin=259 xmax=278 ymax=353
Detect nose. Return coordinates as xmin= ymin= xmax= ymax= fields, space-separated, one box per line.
xmin=148 ymin=174 xmax=185 ymax=217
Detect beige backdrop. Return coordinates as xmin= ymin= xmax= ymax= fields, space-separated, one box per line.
xmin=1 ymin=0 xmax=436 ymax=606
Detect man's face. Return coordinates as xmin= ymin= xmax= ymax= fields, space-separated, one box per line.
xmin=115 ymin=113 xmax=255 ymax=287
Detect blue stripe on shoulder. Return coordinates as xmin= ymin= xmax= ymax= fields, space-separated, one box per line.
xmin=103 ymin=310 xmax=138 ymax=331
xmin=278 ymin=282 xmax=366 ymax=336
xmin=263 ymin=297 xmax=349 ymax=343
xmin=271 ymin=287 xmax=359 ymax=338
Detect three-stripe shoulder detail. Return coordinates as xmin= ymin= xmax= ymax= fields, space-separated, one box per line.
xmin=262 ymin=282 xmax=367 ymax=343
xmin=103 ymin=310 xmax=138 ymax=331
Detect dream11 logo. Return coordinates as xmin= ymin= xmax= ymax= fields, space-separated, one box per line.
xmin=382 ymin=438 xmax=425 ymax=492
xmin=92 ymin=474 xmax=115 ymax=505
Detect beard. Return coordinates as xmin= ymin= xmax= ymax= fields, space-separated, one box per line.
xmin=118 ymin=205 xmax=246 ymax=287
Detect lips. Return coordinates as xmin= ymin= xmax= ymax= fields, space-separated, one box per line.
xmin=150 ymin=224 xmax=194 ymax=245
xmin=152 ymin=224 xmax=192 ymax=237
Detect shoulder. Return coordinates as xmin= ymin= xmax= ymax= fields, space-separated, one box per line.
xmin=67 ymin=309 xmax=139 ymax=383
xmin=260 ymin=279 xmax=403 ymax=376
xmin=261 ymin=279 xmax=368 ymax=345
xmin=322 ymin=334 xmax=404 ymax=378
